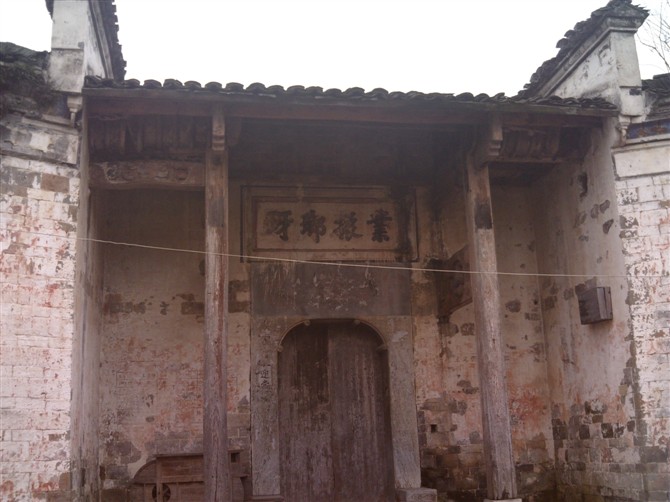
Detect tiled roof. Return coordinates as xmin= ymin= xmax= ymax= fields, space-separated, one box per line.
xmin=643 ymin=73 xmax=670 ymax=118
xmin=519 ymin=0 xmax=648 ymax=98
xmin=643 ymin=73 xmax=670 ymax=97
xmin=0 ymin=42 xmax=53 ymax=115
xmin=45 ymin=0 xmax=125 ymax=79
xmin=83 ymin=76 xmax=618 ymax=111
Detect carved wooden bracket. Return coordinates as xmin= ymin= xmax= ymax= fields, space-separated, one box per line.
xmin=211 ymin=108 xmax=227 ymax=151
xmin=474 ymin=115 xmax=503 ymax=168
xmin=499 ymin=127 xmax=561 ymax=161
xmin=474 ymin=117 xmax=582 ymax=166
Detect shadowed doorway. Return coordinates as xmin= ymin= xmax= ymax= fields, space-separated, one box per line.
xmin=278 ymin=321 xmax=395 ymax=502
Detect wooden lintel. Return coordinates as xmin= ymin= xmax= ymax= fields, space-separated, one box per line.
xmin=464 ymin=154 xmax=517 ymax=500
xmin=89 ymin=160 xmax=204 ymax=189
xmin=204 ymin=146 xmax=231 ymax=501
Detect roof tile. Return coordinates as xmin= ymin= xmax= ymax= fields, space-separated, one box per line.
xmin=83 ymin=75 xmax=618 ymax=111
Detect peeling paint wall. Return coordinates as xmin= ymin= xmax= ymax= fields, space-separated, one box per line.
xmin=1 ymin=75 xmax=81 ymax=500
xmin=5 ymin=1 xmax=668 ymax=500
xmin=2 ymin=2 xmax=121 ymax=496
xmin=494 ymin=185 xmax=556 ymax=498
xmin=412 ymin=165 xmax=557 ymax=500
xmin=92 ymin=124 xmax=565 ymax=501
xmin=97 ymin=190 xmax=206 ymax=498
xmin=530 ymin=120 xmax=665 ymax=501
xmin=614 ymin=137 xmax=670 ymax=502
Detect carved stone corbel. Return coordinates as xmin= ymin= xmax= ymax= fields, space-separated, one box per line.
xmin=67 ymin=95 xmax=83 ymax=126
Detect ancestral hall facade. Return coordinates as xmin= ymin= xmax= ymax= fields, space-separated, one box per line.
xmin=1 ymin=1 xmax=668 ymax=501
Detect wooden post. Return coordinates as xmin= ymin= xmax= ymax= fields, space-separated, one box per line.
xmin=464 ymin=118 xmax=518 ymax=501
xmin=204 ymin=108 xmax=231 ymax=501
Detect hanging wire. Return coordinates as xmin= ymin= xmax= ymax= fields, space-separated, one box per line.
xmin=43 ymin=233 xmax=665 ymax=280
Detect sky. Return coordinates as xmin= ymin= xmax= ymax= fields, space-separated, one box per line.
xmin=0 ymin=0 xmax=667 ymax=96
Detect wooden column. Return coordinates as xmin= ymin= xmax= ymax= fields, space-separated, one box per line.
xmin=204 ymin=109 xmax=231 ymax=501
xmin=464 ymin=118 xmax=518 ymax=501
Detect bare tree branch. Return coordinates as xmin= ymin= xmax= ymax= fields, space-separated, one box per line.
xmin=638 ymin=0 xmax=670 ymax=73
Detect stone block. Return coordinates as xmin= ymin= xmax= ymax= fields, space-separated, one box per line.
xmin=396 ymin=487 xmax=437 ymax=501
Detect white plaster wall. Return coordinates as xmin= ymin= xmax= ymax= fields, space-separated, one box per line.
xmin=549 ymin=32 xmax=644 ymax=116
xmin=49 ymin=0 xmax=111 ymax=93
xmin=614 ymin=141 xmax=670 ymax=178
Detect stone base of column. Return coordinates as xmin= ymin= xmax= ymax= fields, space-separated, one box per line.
xmin=484 ymin=499 xmax=522 ymax=502
xmin=396 ymin=487 xmax=438 ymax=501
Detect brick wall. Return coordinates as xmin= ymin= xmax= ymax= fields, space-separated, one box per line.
xmin=615 ymin=169 xmax=670 ymax=502
xmin=1 ymin=111 xmax=81 ymax=500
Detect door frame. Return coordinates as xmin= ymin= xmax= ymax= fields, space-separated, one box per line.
xmin=250 ymin=315 xmax=423 ymax=501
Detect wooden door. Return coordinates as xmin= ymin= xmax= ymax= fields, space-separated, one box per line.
xmin=278 ymin=322 xmax=394 ymax=502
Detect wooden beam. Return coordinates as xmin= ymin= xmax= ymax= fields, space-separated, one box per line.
xmin=89 ymin=160 xmax=204 ymax=189
xmin=204 ymin=108 xmax=231 ymax=501
xmin=84 ymin=92 xmax=612 ymax=127
xmin=464 ymin=151 xmax=518 ymax=500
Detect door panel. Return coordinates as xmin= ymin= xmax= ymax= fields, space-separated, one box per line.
xmin=278 ymin=322 xmax=394 ymax=502
xmin=278 ymin=324 xmax=333 ymax=501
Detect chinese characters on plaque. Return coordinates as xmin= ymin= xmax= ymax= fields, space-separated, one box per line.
xmin=262 ymin=208 xmax=391 ymax=244
xmin=245 ymin=186 xmax=416 ymax=261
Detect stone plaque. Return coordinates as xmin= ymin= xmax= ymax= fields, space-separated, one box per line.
xmin=251 ymin=262 xmax=411 ymax=317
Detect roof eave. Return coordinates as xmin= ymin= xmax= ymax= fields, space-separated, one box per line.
xmin=82 ymin=87 xmax=617 ymax=128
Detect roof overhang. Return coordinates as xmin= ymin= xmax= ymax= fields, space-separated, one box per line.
xmin=83 ymin=80 xmax=617 ymax=128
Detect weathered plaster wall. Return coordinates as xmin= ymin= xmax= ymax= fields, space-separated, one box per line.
xmin=613 ymin=137 xmax=670 ymax=502
xmin=545 ymin=31 xmax=644 ymax=117
xmin=48 ymin=0 xmax=112 ymax=94
xmin=1 ymin=8 xmax=116 ymax=494
xmin=531 ymin=120 xmax=658 ymax=501
xmin=227 ymin=180 xmax=252 ymax=476
xmin=1 ymin=107 xmax=81 ymax=499
xmin=97 ymin=190 xmax=206 ymax=499
xmin=494 ymin=185 xmax=556 ymax=499
xmin=89 ymin=118 xmax=667 ymax=501
xmin=413 ymin=165 xmax=556 ymax=500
